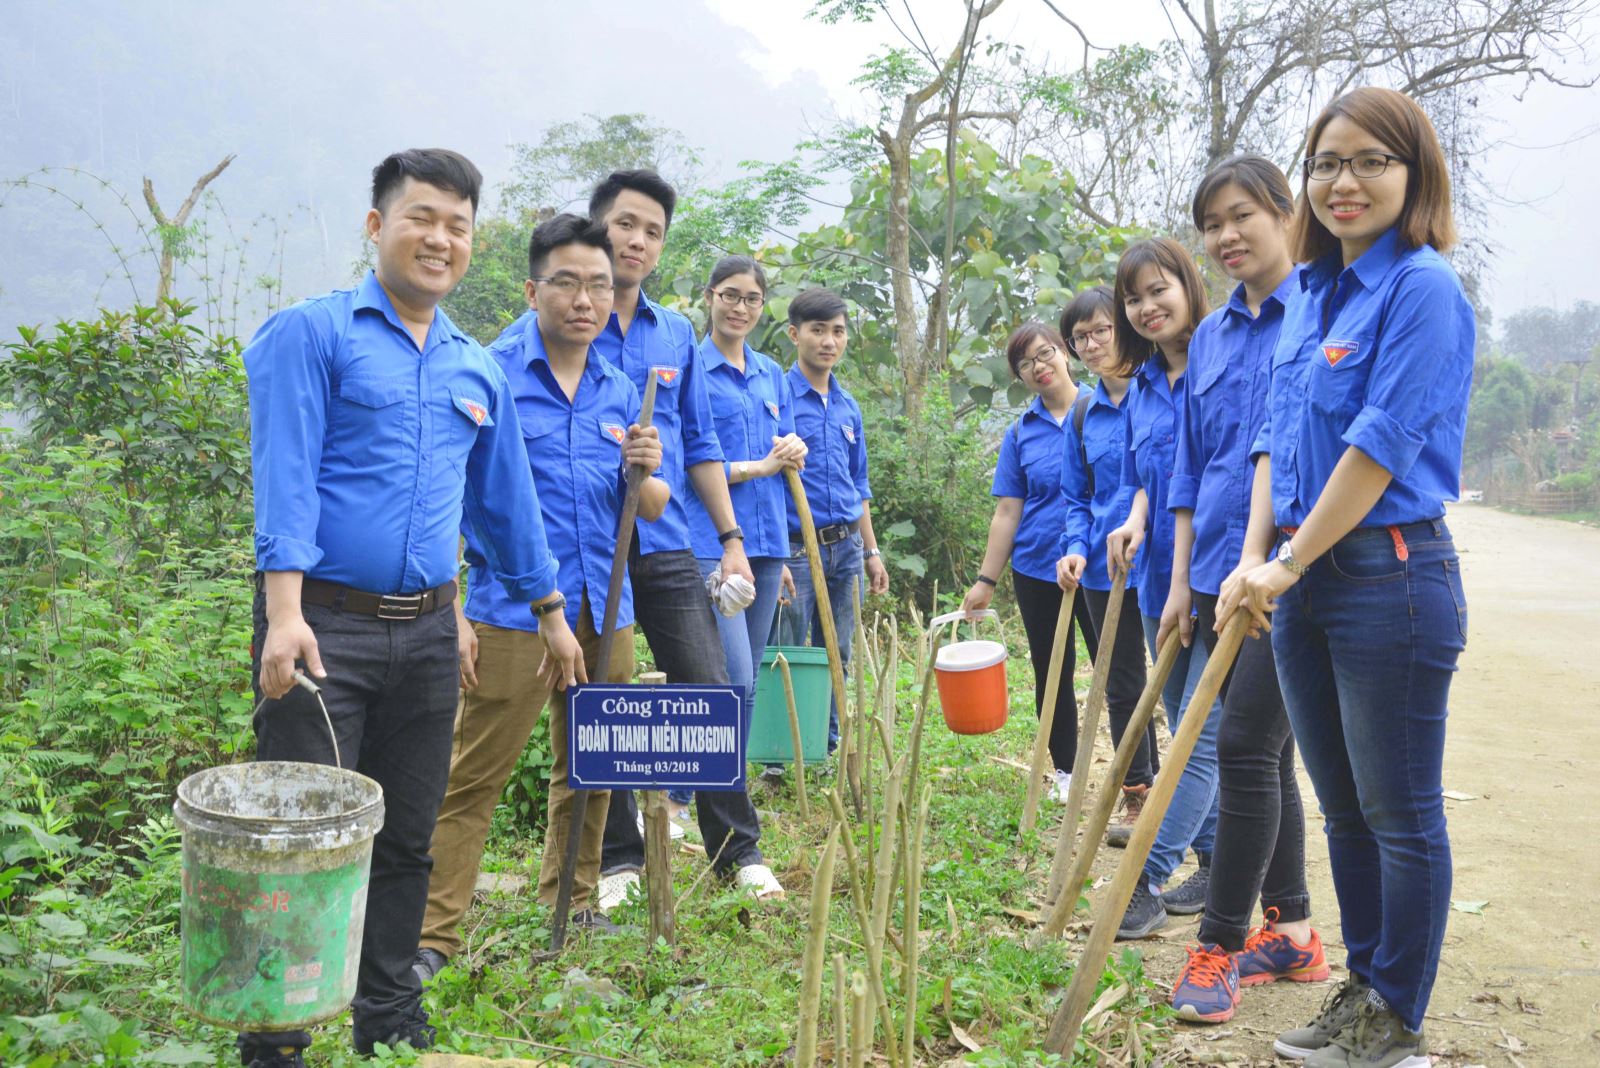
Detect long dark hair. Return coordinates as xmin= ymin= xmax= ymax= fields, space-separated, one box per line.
xmin=1110 ymin=238 xmax=1208 ymax=376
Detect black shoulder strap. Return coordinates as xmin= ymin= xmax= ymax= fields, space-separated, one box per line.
xmin=1072 ymin=386 xmax=1095 ymax=499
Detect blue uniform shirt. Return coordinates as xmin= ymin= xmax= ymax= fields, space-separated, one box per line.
xmin=1255 ymin=228 xmax=1475 ymax=528
xmin=245 ymin=271 xmax=558 ymax=602
xmin=1060 ymin=382 xmax=1139 ymax=593
xmin=464 ymin=313 xmax=648 ymax=634
xmin=687 ymin=337 xmax=795 ymax=560
xmin=785 ymin=366 xmax=872 ymax=537
xmin=991 ymin=395 xmax=1070 ymax=584
xmin=499 ymin=292 xmax=723 ymax=556
xmin=1121 ymin=358 xmax=1186 ymax=618
xmin=1170 ymin=275 xmax=1293 ymax=594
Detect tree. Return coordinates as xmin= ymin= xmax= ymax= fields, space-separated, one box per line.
xmin=142 ymin=156 xmax=235 ymax=306
xmin=1500 ymin=301 xmax=1600 ymax=374
xmin=498 ymin=113 xmax=700 ymax=219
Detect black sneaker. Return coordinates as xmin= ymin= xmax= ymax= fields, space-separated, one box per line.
xmin=1115 ymin=876 xmax=1168 ymax=940
xmin=237 ymin=1032 xmax=310 ymax=1068
xmin=572 ymin=907 xmax=623 ymax=934
xmin=1305 ymin=990 xmax=1428 ymax=1068
xmin=1163 ymin=855 xmax=1211 ymax=915
xmin=412 ymin=947 xmax=448 ymax=986
xmin=1274 ymin=975 xmax=1370 ymax=1060
xmin=353 ymin=1004 xmax=436 ymax=1056
xmin=242 ymin=1047 xmax=304 ymax=1068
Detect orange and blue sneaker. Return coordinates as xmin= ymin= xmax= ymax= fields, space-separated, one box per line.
xmin=1170 ymin=943 xmax=1240 ymax=1023
xmin=1236 ymin=909 xmax=1331 ymax=987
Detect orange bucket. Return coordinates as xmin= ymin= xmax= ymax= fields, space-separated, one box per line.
xmin=930 ymin=610 xmax=1009 ymax=735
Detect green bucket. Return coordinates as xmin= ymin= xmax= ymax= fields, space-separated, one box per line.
xmin=748 ymin=645 xmax=832 ymax=765
xmin=174 ymin=761 xmax=385 ymax=1031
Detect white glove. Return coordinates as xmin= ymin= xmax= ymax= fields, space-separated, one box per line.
xmin=705 ymin=568 xmax=758 ymax=618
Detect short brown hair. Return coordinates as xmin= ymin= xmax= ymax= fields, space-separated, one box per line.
xmin=1059 ymin=285 xmax=1116 ymax=357
xmin=1004 ymin=321 xmax=1069 ymax=380
xmin=1111 ymin=238 xmax=1209 ymax=377
xmin=1291 ymin=87 xmax=1457 ymax=262
xmin=1192 ymin=154 xmax=1294 ymax=231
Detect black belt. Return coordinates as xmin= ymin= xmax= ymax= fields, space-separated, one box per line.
xmin=299 ymin=578 xmax=457 ymax=620
xmin=807 ymin=519 xmax=860 ymax=547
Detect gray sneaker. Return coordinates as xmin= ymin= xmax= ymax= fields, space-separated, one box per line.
xmin=1274 ymin=975 xmax=1369 ymax=1060
xmin=411 ymin=947 xmax=448 ymax=986
xmin=1304 ymin=991 xmax=1427 ymax=1068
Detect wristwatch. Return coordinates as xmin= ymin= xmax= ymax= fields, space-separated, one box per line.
xmin=532 ymin=593 xmax=568 ymax=618
xmin=1276 ymin=541 xmax=1308 ymax=577
xmin=734 ymin=460 xmax=749 ymax=482
xmin=865 ymin=548 xmax=882 ymax=559
xmin=718 ymin=525 xmax=746 ymax=544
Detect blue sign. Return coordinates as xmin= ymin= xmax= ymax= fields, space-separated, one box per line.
xmin=567 ymin=684 xmax=745 ymax=791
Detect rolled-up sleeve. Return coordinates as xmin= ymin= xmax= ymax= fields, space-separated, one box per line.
xmin=678 ymin=325 xmax=725 ymax=468
xmin=1060 ymin=417 xmax=1091 ymax=560
xmin=1120 ymin=406 xmax=1140 ymax=490
xmin=991 ymin=424 xmax=1025 ymax=498
xmin=851 ymin=402 xmax=873 ymax=501
xmin=1342 ymin=265 xmax=1469 ymax=481
xmin=1168 ymin=375 xmax=1201 ymax=512
xmin=245 ymin=306 xmax=330 ymax=573
xmin=461 ymin=367 xmax=559 ymax=603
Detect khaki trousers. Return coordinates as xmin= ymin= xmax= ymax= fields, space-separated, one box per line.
xmin=420 ymin=604 xmax=634 ymax=958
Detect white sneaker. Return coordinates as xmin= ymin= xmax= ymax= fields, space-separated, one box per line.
xmin=596 ymin=870 xmax=641 ymax=911
xmin=638 ymin=812 xmax=685 ymax=840
xmin=735 ymin=863 xmax=786 ymax=901
xmin=1047 ymin=770 xmax=1073 ymax=803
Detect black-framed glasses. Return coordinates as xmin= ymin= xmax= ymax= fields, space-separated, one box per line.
xmin=1018 ymin=345 xmax=1061 ymax=373
xmin=714 ymin=288 xmax=765 ymax=309
xmin=532 ymin=276 xmax=614 ymax=298
xmin=1302 ymin=152 xmax=1409 ymax=182
xmin=1068 ymin=324 xmax=1113 ymax=353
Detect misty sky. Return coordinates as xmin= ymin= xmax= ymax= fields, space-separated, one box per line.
xmin=2 ymin=0 xmax=1594 ymax=340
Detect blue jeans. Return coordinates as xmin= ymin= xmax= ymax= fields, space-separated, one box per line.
xmin=1273 ymin=520 xmax=1465 ymax=1032
xmin=667 ymin=557 xmax=785 ymax=805
xmin=1140 ymin=613 xmax=1220 ymax=886
xmin=772 ymin=531 xmax=863 ymax=749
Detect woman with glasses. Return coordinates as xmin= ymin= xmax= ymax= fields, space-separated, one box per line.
xmin=1219 ymin=88 xmax=1473 ymax=1068
xmin=1054 ymin=286 xmax=1160 ymax=809
xmin=962 ymin=322 xmax=1090 ymax=802
xmin=678 ymin=255 xmax=805 ymax=899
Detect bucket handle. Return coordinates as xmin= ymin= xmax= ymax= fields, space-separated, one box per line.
xmin=928 ymin=608 xmax=998 ymax=643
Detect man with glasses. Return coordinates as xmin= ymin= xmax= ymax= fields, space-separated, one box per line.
xmin=415 ymin=214 xmax=668 ymax=983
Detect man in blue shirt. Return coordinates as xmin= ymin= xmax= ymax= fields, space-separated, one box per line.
xmin=243 ymin=150 xmax=579 ymax=1068
xmin=416 ymin=215 xmax=666 ymax=981
xmin=774 ymin=288 xmax=889 ymax=753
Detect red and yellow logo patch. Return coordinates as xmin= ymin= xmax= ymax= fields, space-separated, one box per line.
xmin=601 ymin=422 xmax=626 ymax=444
xmin=652 ymin=365 xmax=679 ymax=385
xmin=455 ymin=396 xmax=489 ymax=425
xmin=1322 ymin=339 xmax=1359 ymax=367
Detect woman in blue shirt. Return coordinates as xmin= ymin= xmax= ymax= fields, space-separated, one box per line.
xmin=962 ymin=321 xmax=1090 ymax=803
xmin=1219 ymin=88 xmax=1473 ymax=1068
xmin=1165 ymin=157 xmax=1329 ymax=1027
xmin=1104 ymin=237 xmax=1222 ymax=941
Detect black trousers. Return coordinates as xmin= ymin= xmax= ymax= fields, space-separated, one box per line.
xmin=1010 ymin=571 xmax=1097 ymax=773
xmin=1080 ymin=584 xmax=1159 ymax=787
xmin=244 ymin=588 xmax=459 ymax=1054
xmin=599 ymin=547 xmax=764 ymax=876
xmin=1193 ymin=591 xmax=1311 ymax=951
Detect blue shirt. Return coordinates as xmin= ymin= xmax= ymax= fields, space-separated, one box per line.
xmin=1169 ymin=276 xmax=1293 ymax=594
xmin=499 ymin=292 xmax=723 ymax=557
xmin=785 ymin=366 xmax=872 ymax=536
xmin=245 ymin=271 xmax=558 ymax=602
xmin=464 ymin=314 xmax=648 ymax=634
xmin=1255 ymin=229 xmax=1475 ymax=528
xmin=1120 ymin=358 xmax=1186 ymax=617
xmin=991 ymin=395 xmax=1071 ymax=584
xmin=687 ymin=337 xmax=795 ymax=560
xmin=1060 ymin=382 xmax=1139 ymax=592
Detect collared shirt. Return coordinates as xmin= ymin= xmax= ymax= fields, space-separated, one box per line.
xmin=498 ymin=290 xmax=723 ymax=556
xmin=1060 ymin=381 xmax=1139 ymax=592
xmin=992 ymin=394 xmax=1070 ymax=584
xmin=464 ymin=312 xmax=646 ymax=633
xmin=1255 ymin=228 xmax=1475 ymax=528
xmin=785 ymin=366 xmax=872 ymax=536
xmin=245 ymin=271 xmax=558 ymax=602
xmin=686 ymin=337 xmax=795 ymax=560
xmin=1170 ymin=275 xmax=1294 ymax=594
xmin=1121 ymin=357 xmax=1187 ymax=618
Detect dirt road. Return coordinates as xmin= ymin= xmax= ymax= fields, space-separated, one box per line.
xmin=1077 ymin=504 xmax=1600 ymax=1066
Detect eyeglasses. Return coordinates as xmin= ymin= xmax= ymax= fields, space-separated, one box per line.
xmin=532 ymin=276 xmax=614 ymax=298
xmin=1301 ymin=152 xmax=1409 ymax=182
xmin=714 ymin=288 xmax=765 ymax=309
xmin=1018 ymin=345 xmax=1061 ymax=373
xmin=1068 ymin=324 xmax=1113 ymax=352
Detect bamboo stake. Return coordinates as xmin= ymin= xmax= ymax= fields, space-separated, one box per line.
xmin=832 ymin=953 xmax=849 ymax=1068
xmin=1042 ymin=614 xmax=1248 ymax=1055
xmin=901 ymin=785 xmax=931 ymax=1068
xmin=1020 ymin=586 xmax=1079 ymax=835
xmin=637 ymin=670 xmax=675 ymax=946
xmin=1041 ymin=630 xmax=1182 ymax=937
xmin=849 ymin=971 xmax=870 ymax=1068
xmin=849 ymin=579 xmax=866 ymax=813
xmin=775 ymin=652 xmax=811 ymax=820
xmin=1046 ymin=568 xmax=1129 ymax=902
xmin=870 ymin=755 xmax=907 ymax=945
xmin=827 ymin=790 xmax=899 ymax=1064
xmin=798 ymin=823 xmax=842 ymax=1067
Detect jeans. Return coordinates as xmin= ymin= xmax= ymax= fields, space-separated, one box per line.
xmin=1193 ymin=591 xmax=1309 ymax=952
xmin=666 ymin=556 xmax=785 ymax=805
xmin=1011 ymin=571 xmax=1097 ymax=773
xmin=600 ymin=547 xmax=764 ymax=876
xmin=773 ymin=531 xmax=863 ymax=749
xmin=244 ymin=587 xmax=458 ymax=1055
xmin=1273 ymin=520 xmax=1465 ymax=1032
xmin=1080 ymin=585 xmax=1158 ymax=787
xmin=1140 ymin=613 xmax=1220 ymax=886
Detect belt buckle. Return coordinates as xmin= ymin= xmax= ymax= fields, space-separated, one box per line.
xmin=818 ymin=525 xmax=842 ymax=545
xmin=376 ymin=593 xmax=425 ymax=620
